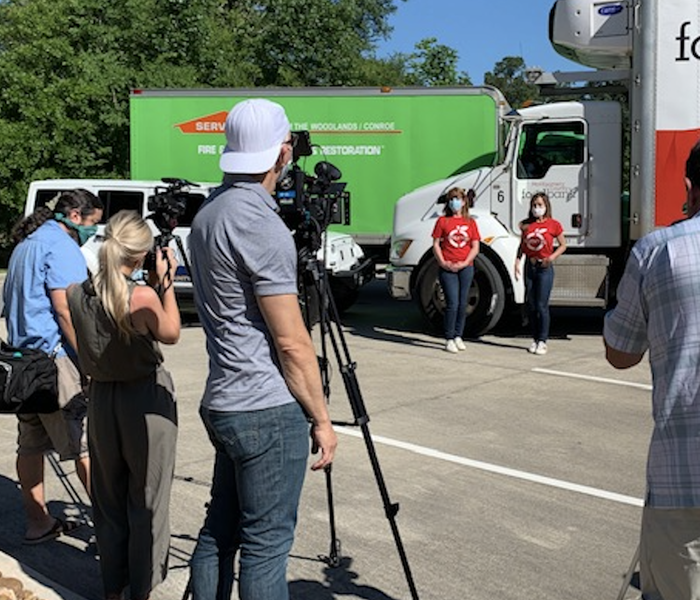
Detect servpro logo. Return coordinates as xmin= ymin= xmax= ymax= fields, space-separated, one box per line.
xmin=174 ymin=111 xmax=228 ymax=133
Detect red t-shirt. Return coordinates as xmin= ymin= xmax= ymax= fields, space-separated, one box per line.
xmin=432 ymin=216 xmax=481 ymax=263
xmin=521 ymin=218 xmax=564 ymax=260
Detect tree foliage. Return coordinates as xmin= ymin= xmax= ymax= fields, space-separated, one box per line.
xmin=484 ymin=56 xmax=540 ymax=108
xmin=0 ymin=0 xmax=401 ymax=237
xmin=403 ymin=38 xmax=471 ymax=87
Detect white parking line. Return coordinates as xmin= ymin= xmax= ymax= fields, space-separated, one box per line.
xmin=335 ymin=426 xmax=644 ymax=508
xmin=532 ymin=368 xmax=652 ymax=391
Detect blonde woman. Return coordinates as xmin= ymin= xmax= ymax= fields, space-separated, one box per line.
xmin=67 ymin=210 xmax=180 ymax=600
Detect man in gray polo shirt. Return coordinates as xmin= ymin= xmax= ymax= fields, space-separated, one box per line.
xmin=188 ymin=99 xmax=337 ymax=600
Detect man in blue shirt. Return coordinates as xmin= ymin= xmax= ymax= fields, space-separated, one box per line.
xmin=4 ymin=189 xmax=102 ymax=544
xmin=605 ymin=139 xmax=700 ymax=600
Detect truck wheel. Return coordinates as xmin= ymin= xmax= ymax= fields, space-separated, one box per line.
xmin=416 ymin=254 xmax=506 ymax=337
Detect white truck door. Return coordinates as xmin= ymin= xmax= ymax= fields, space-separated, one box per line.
xmin=511 ymin=120 xmax=588 ymax=241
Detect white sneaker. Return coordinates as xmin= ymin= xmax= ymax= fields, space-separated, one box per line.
xmin=454 ymin=337 xmax=467 ymax=351
xmin=528 ymin=341 xmax=538 ymax=354
xmin=445 ymin=339 xmax=458 ymax=354
xmin=535 ymin=341 xmax=548 ymax=355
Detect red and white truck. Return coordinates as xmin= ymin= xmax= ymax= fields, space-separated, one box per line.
xmin=388 ymin=0 xmax=699 ymax=335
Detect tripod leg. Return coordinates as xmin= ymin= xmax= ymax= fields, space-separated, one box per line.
xmin=313 ymin=264 xmax=421 ymax=600
xmin=47 ymin=452 xmax=93 ymax=528
xmin=615 ymin=543 xmax=640 ymax=600
xmin=323 ymin=465 xmax=341 ymax=567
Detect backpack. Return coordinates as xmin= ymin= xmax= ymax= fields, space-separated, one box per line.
xmin=0 ymin=343 xmax=59 ymax=414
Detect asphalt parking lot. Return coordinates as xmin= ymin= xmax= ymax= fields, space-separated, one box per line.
xmin=0 ymin=277 xmax=651 ymax=600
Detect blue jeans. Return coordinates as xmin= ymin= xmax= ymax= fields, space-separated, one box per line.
xmin=525 ymin=261 xmax=554 ymax=342
xmin=189 ymin=402 xmax=309 ymax=600
xmin=439 ymin=266 xmax=474 ymax=339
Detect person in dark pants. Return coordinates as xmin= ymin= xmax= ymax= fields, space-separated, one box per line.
xmin=514 ymin=192 xmax=567 ymax=355
xmin=432 ymin=187 xmax=481 ymax=353
xmin=68 ymin=210 xmax=180 ymax=600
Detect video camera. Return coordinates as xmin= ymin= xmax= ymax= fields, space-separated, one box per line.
xmin=275 ymin=131 xmax=350 ymax=255
xmin=144 ymin=178 xmax=199 ymax=271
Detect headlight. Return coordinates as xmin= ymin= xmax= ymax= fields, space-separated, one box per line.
xmin=390 ymin=239 xmax=413 ymax=260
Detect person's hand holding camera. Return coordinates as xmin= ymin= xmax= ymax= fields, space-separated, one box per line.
xmin=155 ymin=246 xmax=178 ymax=281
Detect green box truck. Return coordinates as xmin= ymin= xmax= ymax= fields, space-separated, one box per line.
xmin=129 ymin=87 xmax=511 ymax=256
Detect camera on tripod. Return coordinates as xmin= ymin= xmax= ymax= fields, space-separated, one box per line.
xmin=274 ymin=131 xmax=350 ymax=254
xmin=144 ymin=178 xmax=199 ymax=271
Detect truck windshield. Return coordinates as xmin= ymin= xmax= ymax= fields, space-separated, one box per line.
xmin=516 ymin=121 xmax=585 ymax=179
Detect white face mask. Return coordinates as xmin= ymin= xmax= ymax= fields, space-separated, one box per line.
xmin=277 ymin=159 xmax=292 ymax=183
xmin=532 ymin=206 xmax=546 ymax=218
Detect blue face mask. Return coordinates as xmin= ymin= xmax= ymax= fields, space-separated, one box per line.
xmin=130 ymin=269 xmax=145 ymax=282
xmin=55 ymin=213 xmax=98 ymax=246
xmin=448 ymin=198 xmax=463 ymax=213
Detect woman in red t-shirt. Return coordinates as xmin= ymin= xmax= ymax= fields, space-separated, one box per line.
xmin=432 ymin=187 xmax=481 ymax=353
xmin=514 ymin=192 xmax=567 ymax=355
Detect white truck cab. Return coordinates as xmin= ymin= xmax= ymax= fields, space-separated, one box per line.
xmin=389 ymin=99 xmax=623 ymax=335
xmin=25 ymin=179 xmax=373 ymax=312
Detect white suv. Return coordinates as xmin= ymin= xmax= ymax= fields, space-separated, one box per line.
xmin=25 ymin=179 xmax=374 ymax=312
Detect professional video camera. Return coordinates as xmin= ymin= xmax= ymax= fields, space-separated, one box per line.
xmin=144 ymin=178 xmax=199 ymax=271
xmin=274 ymin=131 xmax=350 ymax=256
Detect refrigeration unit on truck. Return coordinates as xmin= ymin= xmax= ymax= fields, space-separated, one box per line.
xmin=387 ymin=0 xmax=696 ymax=336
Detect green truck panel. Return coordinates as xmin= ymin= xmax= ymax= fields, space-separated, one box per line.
xmin=130 ymin=88 xmax=503 ymax=243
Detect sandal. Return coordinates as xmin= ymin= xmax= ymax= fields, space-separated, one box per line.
xmin=23 ymin=517 xmax=80 ymax=545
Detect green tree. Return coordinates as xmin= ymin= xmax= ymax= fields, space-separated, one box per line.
xmin=404 ymin=38 xmax=471 ymax=86
xmin=0 ymin=0 xmax=403 ymax=239
xmin=484 ymin=56 xmax=540 ymax=108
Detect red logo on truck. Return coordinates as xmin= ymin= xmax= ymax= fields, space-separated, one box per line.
xmin=174 ymin=111 xmax=228 ymax=134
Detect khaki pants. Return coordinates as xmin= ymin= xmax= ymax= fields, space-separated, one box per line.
xmin=16 ymin=355 xmax=88 ymax=460
xmin=641 ymin=506 xmax=700 ymax=600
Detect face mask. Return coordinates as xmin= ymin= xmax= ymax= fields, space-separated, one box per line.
xmin=532 ymin=206 xmax=546 ymax=218
xmin=448 ymin=198 xmax=463 ymax=213
xmin=130 ymin=269 xmax=145 ymax=282
xmin=55 ymin=213 xmax=98 ymax=246
xmin=277 ymin=158 xmax=293 ymax=183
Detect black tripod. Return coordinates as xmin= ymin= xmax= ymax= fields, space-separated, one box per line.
xmin=299 ymin=247 xmax=420 ymax=600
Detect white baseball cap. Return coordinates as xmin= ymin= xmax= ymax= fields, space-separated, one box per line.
xmin=219 ymin=99 xmax=291 ymax=174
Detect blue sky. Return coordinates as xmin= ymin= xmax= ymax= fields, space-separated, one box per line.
xmin=375 ymin=0 xmax=584 ymax=84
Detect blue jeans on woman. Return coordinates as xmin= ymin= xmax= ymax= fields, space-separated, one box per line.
xmin=439 ymin=266 xmax=474 ymax=339
xmin=189 ymin=402 xmax=309 ymax=600
xmin=525 ymin=260 xmax=555 ymax=342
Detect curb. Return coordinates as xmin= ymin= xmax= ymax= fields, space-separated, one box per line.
xmin=0 ymin=550 xmax=90 ymax=600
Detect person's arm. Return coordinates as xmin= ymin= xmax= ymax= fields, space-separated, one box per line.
xmin=543 ymin=231 xmax=567 ymax=267
xmin=456 ymin=239 xmax=480 ymax=269
xmin=130 ymin=247 xmax=180 ymax=344
xmin=432 ymin=237 xmax=450 ymax=269
xmin=49 ymin=289 xmax=78 ymax=353
xmin=257 ymin=293 xmax=337 ymax=471
xmin=514 ymin=225 xmax=526 ymax=280
xmin=604 ymin=339 xmax=644 ymax=369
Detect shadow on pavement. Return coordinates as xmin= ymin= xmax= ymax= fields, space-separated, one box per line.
xmin=290 ymin=556 xmax=398 ymax=600
xmin=0 ymin=472 xmax=101 ymax=599
xmin=338 ymin=279 xmax=607 ymax=346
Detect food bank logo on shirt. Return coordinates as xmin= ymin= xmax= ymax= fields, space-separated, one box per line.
xmin=448 ymin=226 xmax=470 ymax=248
xmin=525 ymin=228 xmax=547 ymax=252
